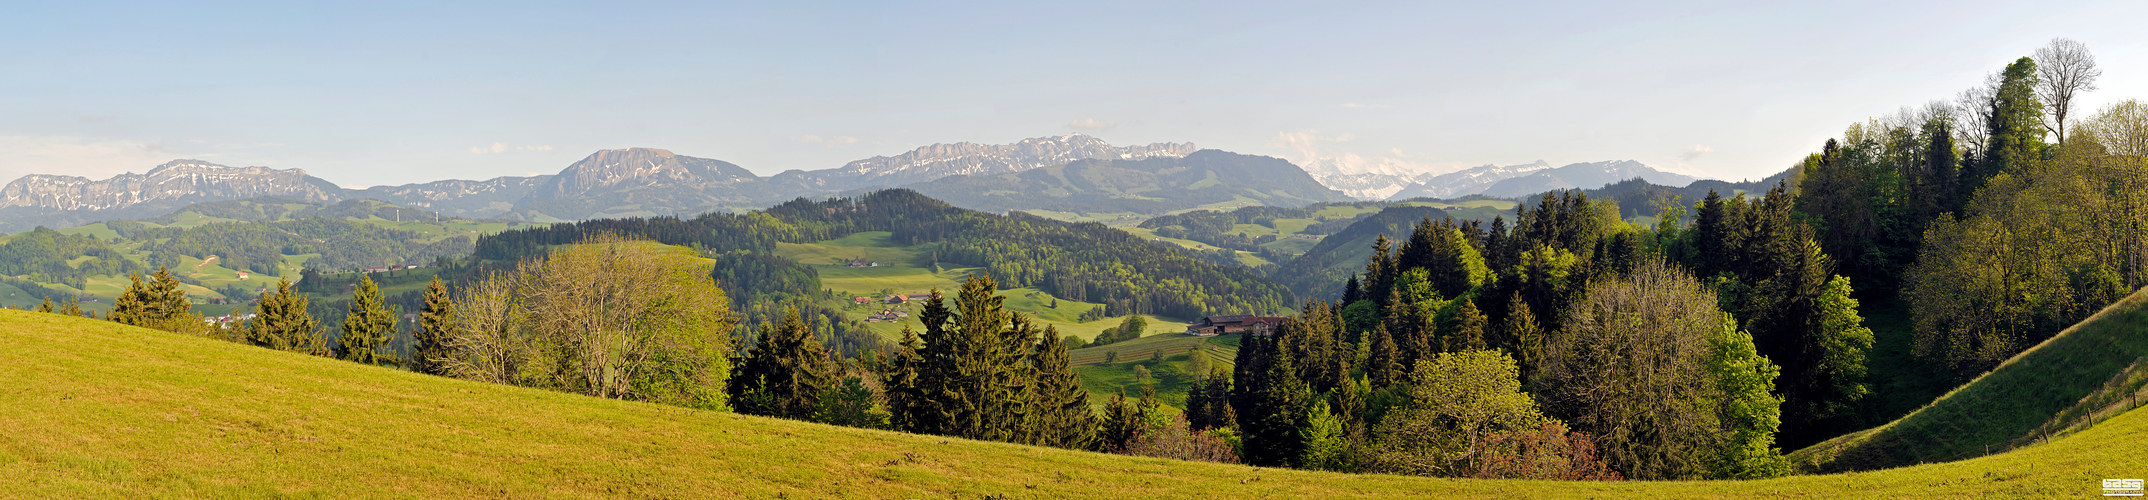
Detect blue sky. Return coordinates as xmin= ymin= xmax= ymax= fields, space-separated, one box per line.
xmin=3 ymin=0 xmax=2144 ymax=187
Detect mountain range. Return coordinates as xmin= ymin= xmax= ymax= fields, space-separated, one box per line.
xmin=0 ymin=134 xmax=1711 ymax=232
xmin=1379 ymin=160 xmax=1698 ymax=201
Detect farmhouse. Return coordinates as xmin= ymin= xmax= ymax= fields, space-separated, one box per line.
xmin=1184 ymin=315 xmax=1286 ymax=337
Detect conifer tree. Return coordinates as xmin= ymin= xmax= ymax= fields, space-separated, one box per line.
xmin=1285 ymin=302 xmax=1347 ymax=394
xmin=1497 ymin=293 xmax=1544 ymax=384
xmin=730 ymin=308 xmax=834 ymax=420
xmin=35 ymin=297 xmax=52 ymax=313
xmin=1368 ymin=323 xmax=1404 ymax=389
xmin=1028 ymin=327 xmax=1096 ymax=450
xmin=1441 ymin=298 xmax=1488 ymax=352
xmin=1366 ymin=235 xmax=1396 ymax=309
xmin=110 ymin=267 xmax=199 ymax=333
xmin=881 ymin=326 xmax=928 ymax=433
xmin=412 ymin=276 xmax=457 ymax=375
xmin=1186 ymin=369 xmax=1236 ymax=431
xmin=146 ymin=267 xmax=190 ymax=324
xmin=908 ymin=275 xmax=1036 ymax=443
xmin=1240 ymin=334 xmax=1312 ymax=467
xmin=249 ymin=279 xmax=322 ymax=354
xmin=1099 ymin=386 xmax=1161 ymax=452
xmin=59 ymin=298 xmax=82 ymax=317
xmin=338 ymin=274 xmax=398 ymax=365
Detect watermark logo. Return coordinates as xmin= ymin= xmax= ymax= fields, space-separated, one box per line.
xmin=2106 ymin=478 xmax=2145 ymax=497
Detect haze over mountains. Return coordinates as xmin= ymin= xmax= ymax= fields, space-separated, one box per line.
xmin=0 ymin=133 xmax=1714 ymax=232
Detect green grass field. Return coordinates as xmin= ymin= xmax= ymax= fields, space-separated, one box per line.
xmin=1792 ymin=286 xmax=2148 ymax=472
xmin=5 ymin=309 xmax=2145 ymax=498
xmin=775 ymin=232 xmax=1195 ymax=342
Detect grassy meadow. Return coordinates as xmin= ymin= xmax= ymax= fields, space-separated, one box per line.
xmin=4 ymin=309 xmax=2145 ymax=498
xmin=1791 ymin=286 xmax=2148 ymax=472
xmin=773 ymin=231 xmax=1192 ymax=342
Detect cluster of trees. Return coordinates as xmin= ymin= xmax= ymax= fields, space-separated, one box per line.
xmin=0 ymin=213 xmax=474 ymax=296
xmin=727 ymin=307 xmax=888 ymax=428
xmin=126 ymin=217 xmax=473 ymax=274
xmin=878 ymin=274 xmax=1099 ymax=448
xmin=1210 ymin=169 xmax=1890 ymax=478
xmin=432 ymin=237 xmax=736 ymax=409
xmin=0 ymin=228 xmax=142 ymax=288
xmin=1087 ymin=315 xmax=1149 ymax=347
xmin=1894 ymin=42 xmax=2148 ymax=374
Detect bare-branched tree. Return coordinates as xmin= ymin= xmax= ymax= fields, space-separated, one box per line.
xmin=2034 ymin=37 xmax=2101 ymax=144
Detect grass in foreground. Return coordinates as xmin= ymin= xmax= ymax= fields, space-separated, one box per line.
xmin=2 ymin=310 xmax=2146 ymax=498
xmin=1791 ymin=286 xmax=2148 ymax=472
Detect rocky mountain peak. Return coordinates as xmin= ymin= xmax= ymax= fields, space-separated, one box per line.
xmin=819 ymin=134 xmax=1196 ymax=188
xmin=541 ymin=147 xmax=755 ymax=198
xmin=2 ymin=160 xmax=337 ymax=211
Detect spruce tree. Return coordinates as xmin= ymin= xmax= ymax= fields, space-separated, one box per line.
xmin=881 ymin=326 xmax=928 ymax=433
xmin=338 ymin=274 xmax=398 ymax=365
xmin=145 ymin=267 xmax=190 ymax=325
xmin=35 ymin=297 xmax=53 ymax=313
xmin=1186 ymin=369 xmax=1236 ymax=431
xmin=249 ymin=279 xmax=322 ymax=353
xmin=1441 ymin=298 xmax=1488 ymax=352
xmin=1366 ymin=235 xmax=1396 ymax=309
xmin=1098 ymin=389 xmax=1140 ymax=452
xmin=909 ymin=276 xmax=1034 ymax=443
xmin=1242 ymin=334 xmax=1312 ymax=467
xmin=59 ymin=298 xmax=82 ymax=317
xmin=108 ymin=272 xmax=151 ymax=327
xmin=1368 ymin=324 xmax=1403 ymax=389
xmin=1498 ymin=293 xmax=1544 ymax=384
xmin=730 ymin=308 xmax=834 ymax=420
xmin=412 ymin=276 xmax=458 ymax=375
xmin=110 ymin=267 xmax=198 ymax=333
xmin=1028 ymin=327 xmax=1096 ymax=450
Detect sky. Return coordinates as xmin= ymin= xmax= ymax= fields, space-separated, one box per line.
xmin=3 ymin=0 xmax=2145 ymax=188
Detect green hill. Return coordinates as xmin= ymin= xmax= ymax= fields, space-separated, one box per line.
xmin=6 ymin=310 xmax=2146 ymax=498
xmin=1791 ymin=286 xmax=2148 ymax=472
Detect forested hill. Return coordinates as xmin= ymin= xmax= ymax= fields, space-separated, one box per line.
xmin=905 ymin=150 xmax=1352 ymax=215
xmin=472 ymin=189 xmax=1296 ymax=318
xmin=1267 ymin=205 xmax=1449 ymax=300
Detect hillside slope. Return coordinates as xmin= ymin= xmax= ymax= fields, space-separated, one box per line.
xmin=1791 ymin=286 xmax=2148 ymax=472
xmin=4 ymin=310 xmax=2146 ymax=497
xmin=1268 ymin=205 xmax=1448 ymax=300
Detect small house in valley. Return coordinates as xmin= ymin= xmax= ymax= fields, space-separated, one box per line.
xmin=1184 ymin=315 xmax=1286 ymax=337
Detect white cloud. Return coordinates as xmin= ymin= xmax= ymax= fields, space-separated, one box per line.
xmin=0 ymin=135 xmax=190 ymax=181
xmin=1340 ymin=102 xmax=1392 ymax=109
xmin=1066 ymin=117 xmax=1113 ymax=131
xmin=470 ymin=142 xmax=552 ymax=154
xmin=794 ymin=135 xmax=861 ymax=149
xmin=1679 ymin=144 xmax=1714 ymax=162
xmin=1271 ymin=130 xmax=1356 ymax=166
